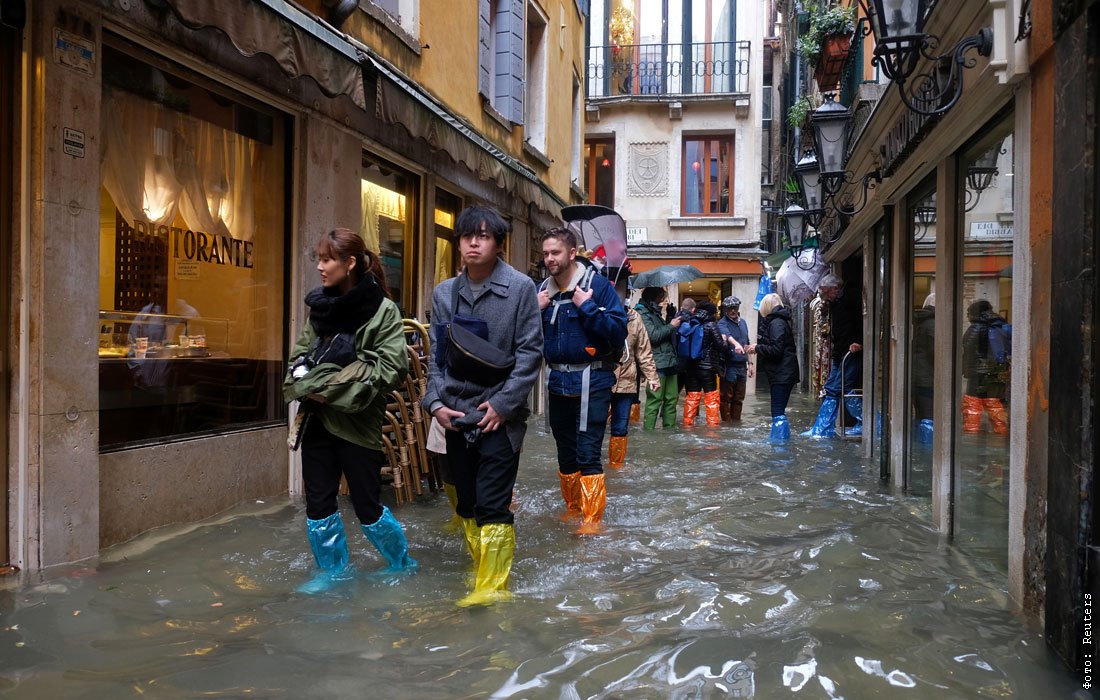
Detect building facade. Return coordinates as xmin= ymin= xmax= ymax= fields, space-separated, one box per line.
xmin=582 ymin=0 xmax=775 ymax=374
xmin=778 ymin=0 xmax=1098 ymax=670
xmin=1 ymin=0 xmax=587 ymax=571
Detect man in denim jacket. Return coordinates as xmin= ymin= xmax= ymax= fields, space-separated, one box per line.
xmin=537 ymin=228 xmax=628 ymax=534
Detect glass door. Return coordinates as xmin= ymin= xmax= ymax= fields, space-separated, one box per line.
xmin=871 ymin=214 xmax=892 ymax=479
xmin=953 ymin=117 xmax=1016 ymax=569
xmin=905 ymin=182 xmax=937 ymax=497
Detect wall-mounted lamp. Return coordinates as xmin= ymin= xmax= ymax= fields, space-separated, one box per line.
xmin=856 ymin=0 xmax=993 ymax=116
xmin=913 ymin=204 xmax=936 ymax=241
xmin=783 ymin=203 xmax=819 ymax=270
xmin=963 ymin=141 xmax=1002 ymax=212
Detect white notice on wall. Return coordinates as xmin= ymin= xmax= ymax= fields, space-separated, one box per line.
xmin=175 ymin=260 xmax=200 ymax=280
xmin=53 ymin=29 xmax=95 ymax=75
xmin=626 ymin=227 xmax=648 ymax=243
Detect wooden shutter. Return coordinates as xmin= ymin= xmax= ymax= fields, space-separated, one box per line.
xmin=478 ymin=0 xmax=492 ymax=99
xmin=494 ymin=0 xmax=525 ymax=124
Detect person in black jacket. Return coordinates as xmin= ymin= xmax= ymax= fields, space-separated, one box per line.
xmin=750 ymin=293 xmax=799 ymax=440
xmin=682 ymin=302 xmax=729 ymax=427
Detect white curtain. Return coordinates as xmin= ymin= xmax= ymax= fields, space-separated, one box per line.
xmin=101 ymin=88 xmax=256 ymax=240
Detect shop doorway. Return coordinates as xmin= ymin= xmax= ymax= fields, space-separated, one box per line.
xmin=1 ymin=23 xmax=17 ymax=568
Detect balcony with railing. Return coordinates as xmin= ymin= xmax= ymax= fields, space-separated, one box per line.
xmin=586 ymin=40 xmax=751 ymax=99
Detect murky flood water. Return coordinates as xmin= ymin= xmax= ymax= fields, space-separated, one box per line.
xmin=0 ymin=394 xmax=1084 ymax=699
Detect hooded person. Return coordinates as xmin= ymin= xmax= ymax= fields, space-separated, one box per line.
xmin=635 ymin=287 xmax=684 ymax=430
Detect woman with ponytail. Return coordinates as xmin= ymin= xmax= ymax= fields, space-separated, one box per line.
xmin=284 ymin=228 xmax=415 ymax=593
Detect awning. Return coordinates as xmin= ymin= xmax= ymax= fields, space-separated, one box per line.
xmin=369 ymin=55 xmax=566 ymax=217
xmin=164 ymin=0 xmax=366 ymax=110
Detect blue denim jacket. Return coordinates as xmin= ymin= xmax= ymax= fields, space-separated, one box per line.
xmin=541 ymin=265 xmax=628 ymax=396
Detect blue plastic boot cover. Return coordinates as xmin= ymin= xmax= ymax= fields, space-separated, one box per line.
xmin=361 ymin=506 xmax=418 ymax=571
xmin=770 ymin=415 xmax=790 ymax=440
xmin=844 ymin=396 xmax=863 ymax=437
xmin=918 ymin=418 xmax=934 ymax=444
xmin=306 ymin=511 xmax=349 ymax=571
xmin=801 ymin=396 xmax=839 ymax=437
xmin=298 ymin=512 xmax=351 ymax=594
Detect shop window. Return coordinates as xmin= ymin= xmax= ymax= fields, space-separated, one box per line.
xmin=953 ymin=119 xmax=1016 ymax=569
xmin=433 ymin=188 xmax=462 ymax=288
xmin=905 ymin=184 xmax=937 ymax=498
xmin=682 ymin=135 xmax=733 ymax=216
xmin=583 ymin=138 xmax=615 ymax=208
xmin=98 ymin=42 xmax=288 ymax=450
xmin=361 ymin=153 xmax=419 ymax=317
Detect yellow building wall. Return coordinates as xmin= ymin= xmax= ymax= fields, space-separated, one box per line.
xmin=345 ymin=0 xmax=587 ymax=206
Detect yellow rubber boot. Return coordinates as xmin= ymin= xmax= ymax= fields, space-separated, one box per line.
xmin=608 ymin=436 xmax=627 ymax=469
xmin=558 ymin=471 xmax=582 ymax=521
xmin=457 ymin=523 xmax=515 ymax=607
xmin=443 ymin=483 xmax=463 ymax=533
xmin=575 ymin=473 xmax=607 ymax=536
xmin=460 ymin=517 xmax=481 ymax=569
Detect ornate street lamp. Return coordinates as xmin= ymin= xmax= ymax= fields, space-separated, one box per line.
xmin=856 ymin=0 xmax=993 ymax=116
xmin=784 ymin=203 xmax=818 ymax=269
xmin=964 ymin=141 xmax=1001 ymax=212
xmin=793 ymin=150 xmax=825 ymax=227
xmin=810 ymin=93 xmax=850 ymax=194
xmin=913 ymin=204 xmax=936 ymax=241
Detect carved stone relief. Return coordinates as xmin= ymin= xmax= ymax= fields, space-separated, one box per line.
xmin=627 ymin=142 xmax=669 ymax=197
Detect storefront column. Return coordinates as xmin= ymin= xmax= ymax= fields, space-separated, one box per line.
xmin=887 ymin=202 xmax=908 ymax=492
xmin=931 ymin=158 xmax=960 ymax=536
xmin=18 ymin=0 xmax=102 ymax=567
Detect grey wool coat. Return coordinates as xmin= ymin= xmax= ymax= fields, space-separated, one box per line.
xmin=422 ymin=259 xmax=544 ymax=452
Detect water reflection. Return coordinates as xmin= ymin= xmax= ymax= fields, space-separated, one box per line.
xmin=0 ymin=395 xmax=1078 ymax=698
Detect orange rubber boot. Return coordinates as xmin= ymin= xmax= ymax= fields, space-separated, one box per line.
xmin=703 ymin=390 xmax=721 ymax=427
xmin=629 ymin=403 xmax=641 ymax=423
xmin=683 ymin=392 xmax=702 ymax=427
xmin=575 ymin=473 xmax=607 ymax=535
xmin=558 ymin=471 xmax=582 ymax=521
xmin=962 ymin=394 xmax=983 ymax=433
xmin=983 ymin=397 xmax=1008 ymax=435
xmin=608 ymin=436 xmax=627 ymax=469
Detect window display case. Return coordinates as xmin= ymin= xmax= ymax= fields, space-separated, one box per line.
xmin=97 ymin=310 xmax=229 ymax=359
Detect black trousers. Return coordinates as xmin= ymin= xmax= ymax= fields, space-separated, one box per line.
xmin=301 ymin=418 xmax=385 ymax=524
xmin=683 ymin=367 xmax=718 ymax=393
xmin=445 ymin=428 xmax=520 ymax=525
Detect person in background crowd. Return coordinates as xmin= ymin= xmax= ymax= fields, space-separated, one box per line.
xmin=717 ymin=296 xmax=752 ymax=423
xmin=911 ymin=293 xmax=936 ymax=444
xmin=675 ymin=297 xmax=697 ymax=394
xmin=284 ymin=228 xmax=414 ymax=594
xmin=423 ymin=205 xmax=543 ymax=606
xmin=608 ymin=278 xmax=660 ymax=467
xmin=635 ymin=287 xmax=683 ymax=430
xmin=682 ymin=301 xmax=728 ymax=428
xmin=751 ymin=292 xmax=799 ymax=440
xmin=961 ymin=299 xmax=1011 ymax=435
xmin=804 ymin=273 xmax=864 ymax=437
xmin=538 ymin=227 xmax=628 ymax=535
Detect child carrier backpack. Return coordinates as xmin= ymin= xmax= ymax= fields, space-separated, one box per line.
xmin=676 ymin=318 xmax=705 ymax=360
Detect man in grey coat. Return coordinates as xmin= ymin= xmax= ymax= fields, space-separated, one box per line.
xmin=423 ymin=205 xmax=543 ymax=606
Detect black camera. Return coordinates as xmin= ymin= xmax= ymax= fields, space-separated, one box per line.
xmin=290 ymin=355 xmax=314 ymax=380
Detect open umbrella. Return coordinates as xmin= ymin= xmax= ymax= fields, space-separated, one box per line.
xmin=630 ymin=264 xmax=705 ymax=289
xmin=775 ymin=251 xmax=828 ymax=305
xmin=562 ymin=204 xmax=630 ymax=286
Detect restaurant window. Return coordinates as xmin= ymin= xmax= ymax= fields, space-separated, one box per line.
xmin=433 ymin=188 xmax=462 ymax=288
xmin=361 ymin=153 xmax=419 ymax=316
xmin=682 ymin=134 xmax=733 ymax=215
xmin=583 ymin=138 xmax=616 ymax=208
xmin=98 ymin=40 xmax=288 ymax=450
xmin=905 ymin=182 xmax=937 ymax=498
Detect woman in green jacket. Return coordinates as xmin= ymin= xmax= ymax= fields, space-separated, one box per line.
xmin=284 ymin=228 xmax=414 ymax=593
xmin=635 ymin=287 xmax=683 ymax=430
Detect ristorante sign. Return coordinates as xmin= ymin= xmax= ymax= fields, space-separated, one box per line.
xmin=128 ymin=217 xmax=255 ymax=269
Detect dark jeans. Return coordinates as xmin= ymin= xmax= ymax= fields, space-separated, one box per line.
xmin=770 ymin=383 xmax=795 ymax=417
xmin=683 ymin=368 xmax=718 ymax=393
xmin=720 ymin=372 xmax=747 ymax=421
xmin=824 ymin=355 xmax=862 ymax=397
xmin=301 ymin=418 xmax=385 ymax=524
xmin=609 ymin=392 xmax=635 ymax=437
xmin=549 ymin=389 xmax=612 ymax=475
xmin=444 ymin=427 xmax=520 ymax=525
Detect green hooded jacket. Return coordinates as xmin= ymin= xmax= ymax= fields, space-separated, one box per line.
xmin=635 ymin=301 xmax=679 ymax=371
xmin=283 ymin=298 xmax=409 ymax=450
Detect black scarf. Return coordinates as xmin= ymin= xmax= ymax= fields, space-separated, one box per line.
xmin=304 ymin=273 xmax=385 ymax=337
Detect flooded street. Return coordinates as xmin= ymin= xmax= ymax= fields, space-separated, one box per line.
xmin=0 ymin=394 xmax=1083 ymax=699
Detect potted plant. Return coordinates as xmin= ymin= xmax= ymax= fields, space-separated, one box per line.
xmin=810 ymin=5 xmax=855 ymax=89
xmin=797 ymin=33 xmax=821 ymax=69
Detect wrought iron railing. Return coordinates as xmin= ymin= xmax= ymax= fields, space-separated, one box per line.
xmin=586 ymin=40 xmax=751 ymax=98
